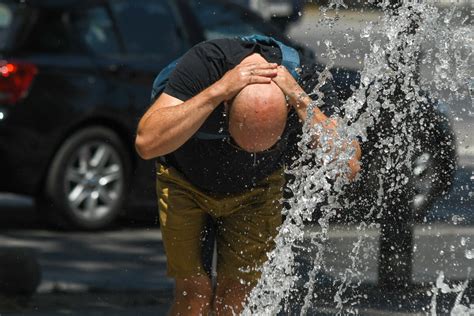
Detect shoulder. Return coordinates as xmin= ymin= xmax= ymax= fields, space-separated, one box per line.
xmin=164 ymin=38 xmax=244 ymax=101
xmin=172 ymin=38 xmax=244 ymax=78
xmin=184 ymin=38 xmax=245 ymax=61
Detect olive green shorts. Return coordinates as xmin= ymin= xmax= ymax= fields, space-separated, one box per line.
xmin=156 ymin=163 xmax=284 ymax=285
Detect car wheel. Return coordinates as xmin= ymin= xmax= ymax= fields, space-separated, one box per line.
xmin=409 ymin=123 xmax=456 ymax=221
xmin=37 ymin=126 xmax=131 ymax=230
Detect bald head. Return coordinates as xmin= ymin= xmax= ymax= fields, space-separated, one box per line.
xmin=228 ymin=57 xmax=288 ymax=152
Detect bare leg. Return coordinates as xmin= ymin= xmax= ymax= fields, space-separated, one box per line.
xmin=214 ymin=277 xmax=252 ymax=316
xmin=169 ymin=276 xmax=213 ymax=316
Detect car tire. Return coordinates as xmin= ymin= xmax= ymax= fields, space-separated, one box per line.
xmin=37 ymin=126 xmax=131 ymax=230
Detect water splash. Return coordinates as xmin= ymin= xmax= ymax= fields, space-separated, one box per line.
xmin=243 ymin=1 xmax=472 ymax=315
xmin=429 ymin=269 xmax=472 ymax=315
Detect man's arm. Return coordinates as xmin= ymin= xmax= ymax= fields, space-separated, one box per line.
xmin=272 ymin=65 xmax=361 ymax=180
xmin=135 ymin=62 xmax=279 ymax=160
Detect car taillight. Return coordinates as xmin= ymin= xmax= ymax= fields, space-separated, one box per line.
xmin=0 ymin=61 xmax=37 ymax=105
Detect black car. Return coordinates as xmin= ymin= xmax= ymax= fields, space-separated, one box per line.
xmin=230 ymin=0 xmax=304 ymax=31
xmin=0 ymin=0 xmax=455 ymax=229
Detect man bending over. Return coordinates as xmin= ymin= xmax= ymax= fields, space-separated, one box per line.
xmin=135 ymin=38 xmax=361 ymax=315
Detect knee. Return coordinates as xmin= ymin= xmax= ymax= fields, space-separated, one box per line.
xmin=173 ymin=277 xmax=213 ymax=314
xmin=214 ymin=292 xmax=246 ymax=316
xmin=214 ymin=281 xmax=250 ymax=315
xmin=176 ymin=284 xmax=212 ymax=304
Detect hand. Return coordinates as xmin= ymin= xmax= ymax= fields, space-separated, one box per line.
xmin=213 ymin=62 xmax=278 ymax=101
xmin=272 ymin=65 xmax=303 ymax=106
xmin=347 ymin=153 xmax=361 ymax=181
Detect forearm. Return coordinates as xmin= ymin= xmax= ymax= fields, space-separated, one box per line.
xmin=288 ymin=86 xmax=361 ymax=179
xmin=272 ymin=65 xmax=361 ymax=179
xmin=136 ymin=86 xmax=224 ymax=159
xmin=287 ymin=87 xmax=328 ymax=125
xmin=347 ymin=140 xmax=362 ymax=180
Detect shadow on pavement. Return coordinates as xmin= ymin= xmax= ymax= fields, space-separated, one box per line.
xmin=0 ymin=195 xmax=158 ymax=231
xmin=0 ymin=197 xmax=42 ymax=230
xmin=1 ymin=291 xmax=172 ymax=316
xmin=2 ymin=281 xmax=473 ymax=315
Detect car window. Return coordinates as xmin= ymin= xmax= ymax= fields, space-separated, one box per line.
xmin=0 ymin=2 xmax=13 ymax=50
xmin=110 ymin=0 xmax=185 ymax=58
xmin=189 ymin=0 xmax=266 ymax=40
xmin=24 ymin=10 xmax=76 ymax=53
xmin=72 ymin=6 xmax=120 ymax=56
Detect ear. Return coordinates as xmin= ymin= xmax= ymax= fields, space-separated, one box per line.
xmin=224 ymin=100 xmax=229 ymax=113
xmin=224 ymin=96 xmax=236 ymax=116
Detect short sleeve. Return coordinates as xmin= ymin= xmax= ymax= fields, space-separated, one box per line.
xmin=163 ymin=41 xmax=227 ymax=101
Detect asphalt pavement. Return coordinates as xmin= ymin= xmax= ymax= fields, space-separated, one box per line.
xmin=0 ymin=204 xmax=473 ymax=315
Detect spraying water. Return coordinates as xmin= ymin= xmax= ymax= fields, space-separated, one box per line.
xmin=242 ymin=1 xmax=473 ymax=315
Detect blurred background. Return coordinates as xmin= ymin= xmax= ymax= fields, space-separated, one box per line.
xmin=0 ymin=0 xmax=472 ymax=314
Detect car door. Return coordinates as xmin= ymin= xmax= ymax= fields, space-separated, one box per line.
xmin=108 ymin=0 xmax=189 ymax=113
xmin=69 ymin=4 xmax=131 ymax=127
xmin=106 ymin=0 xmax=191 ymax=205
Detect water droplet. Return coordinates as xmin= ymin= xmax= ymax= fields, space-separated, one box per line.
xmin=344 ymin=33 xmax=355 ymax=43
xmin=466 ymin=250 xmax=474 ymax=260
xmin=361 ymin=25 xmax=372 ymax=38
xmin=242 ymin=3 xmax=473 ymax=314
xmin=372 ymin=40 xmax=381 ymax=53
xmin=452 ymin=215 xmax=465 ymax=225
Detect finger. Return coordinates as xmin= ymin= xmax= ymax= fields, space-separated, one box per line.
xmin=256 ymin=62 xmax=279 ymax=68
xmin=241 ymin=69 xmax=276 ymax=78
xmin=277 ymin=65 xmax=291 ymax=74
xmin=248 ymin=76 xmax=272 ymax=84
xmin=348 ymin=159 xmax=361 ymax=180
xmin=251 ymin=68 xmax=278 ymax=77
xmin=244 ymin=62 xmax=278 ymax=71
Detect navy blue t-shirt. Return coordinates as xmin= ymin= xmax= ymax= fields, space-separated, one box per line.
xmin=162 ymin=38 xmax=338 ymax=194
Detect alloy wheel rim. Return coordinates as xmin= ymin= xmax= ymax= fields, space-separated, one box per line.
xmin=411 ymin=152 xmax=435 ymax=212
xmin=64 ymin=141 xmax=124 ymax=222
